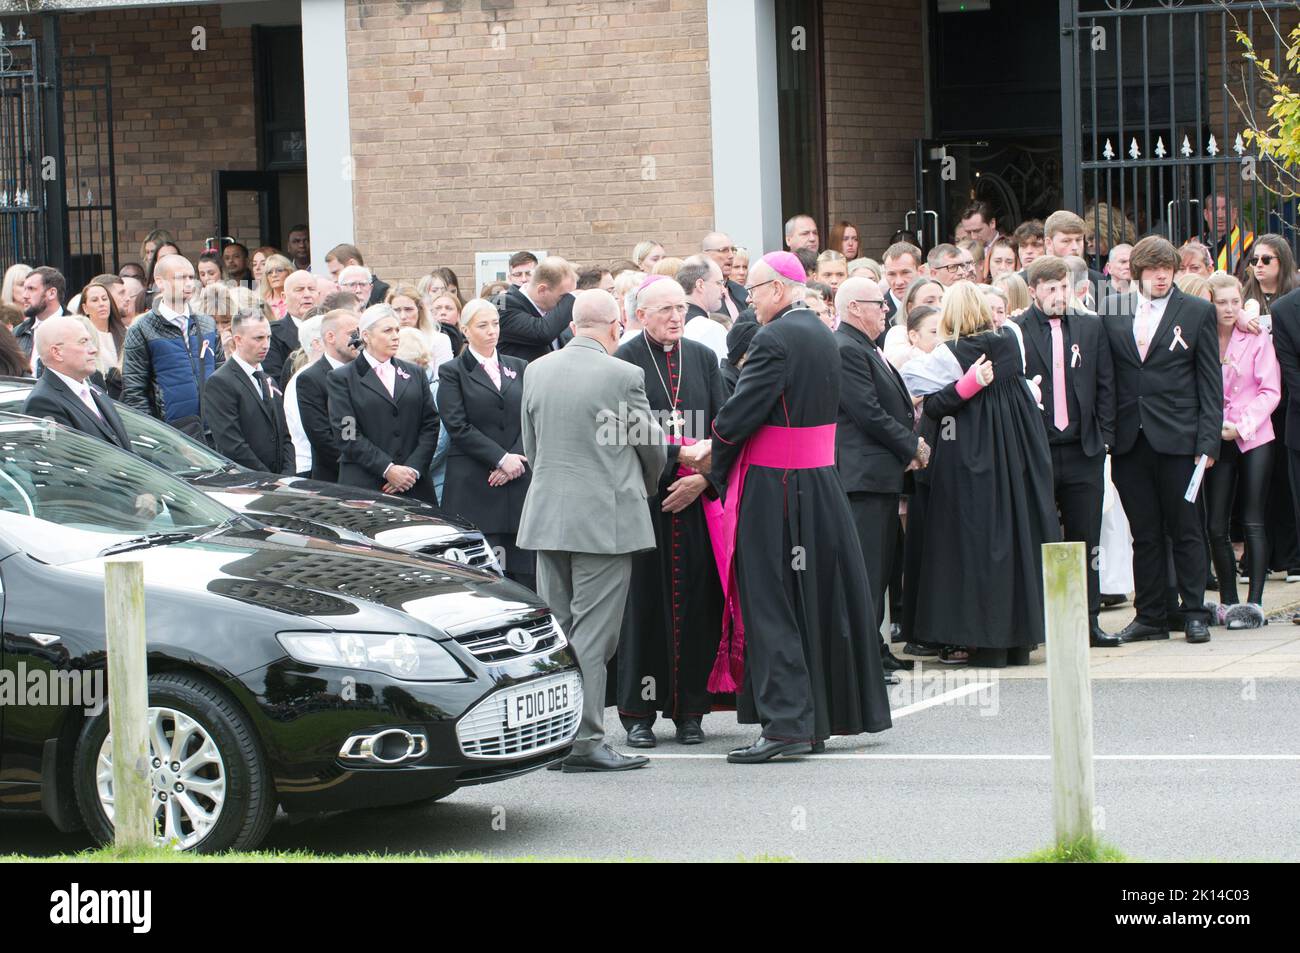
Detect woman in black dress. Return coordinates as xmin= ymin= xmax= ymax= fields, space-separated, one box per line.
xmin=326 ymin=303 xmax=441 ymax=505
xmin=435 ymin=298 xmax=534 ymax=590
xmin=901 ymin=281 xmax=1060 ymax=667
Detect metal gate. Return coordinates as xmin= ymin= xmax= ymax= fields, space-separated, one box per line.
xmin=0 ymin=16 xmax=117 ymax=280
xmin=0 ymin=22 xmax=46 ymax=268
xmin=1061 ymin=0 xmax=1300 ymax=272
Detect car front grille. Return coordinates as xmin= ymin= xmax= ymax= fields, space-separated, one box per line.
xmin=419 ymin=538 xmax=498 ymax=573
xmin=456 ymin=671 xmax=582 ymax=760
xmin=452 ymin=616 xmax=563 ymax=662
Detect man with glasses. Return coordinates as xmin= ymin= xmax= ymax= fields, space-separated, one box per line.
xmin=507 ymin=251 xmax=537 ymax=289
xmin=701 ymin=252 xmax=892 ymax=763
xmin=833 ymin=276 xmax=928 ymax=680
xmin=927 ymin=243 xmax=973 ymax=287
xmin=325 ymin=243 xmax=389 ymax=306
xmin=679 ymin=255 xmax=729 ymax=365
xmin=702 ymin=231 xmax=748 ymax=318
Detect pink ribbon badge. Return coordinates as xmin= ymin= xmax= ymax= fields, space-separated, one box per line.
xmin=1170 ymin=325 xmax=1189 ymax=351
xmin=501 ymin=365 xmax=517 ymax=380
xmin=1070 ymin=343 xmax=1082 ymax=368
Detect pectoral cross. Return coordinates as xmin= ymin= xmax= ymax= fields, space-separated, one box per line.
xmin=667 ymin=408 xmax=685 ymax=438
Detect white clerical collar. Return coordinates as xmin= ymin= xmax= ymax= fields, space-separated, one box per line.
xmin=467 ymin=346 xmax=498 ymax=366
xmin=363 ymin=350 xmax=390 ymax=370
xmin=644 ymin=331 xmax=675 ymax=352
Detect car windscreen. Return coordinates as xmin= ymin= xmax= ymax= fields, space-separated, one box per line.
xmin=0 ymin=384 xmax=233 ymax=478
xmin=0 ymin=421 xmax=236 ymax=564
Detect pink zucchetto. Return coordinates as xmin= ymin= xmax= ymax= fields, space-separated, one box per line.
xmin=761 ymin=251 xmax=807 ymax=283
xmin=638 ymin=273 xmax=670 ymax=293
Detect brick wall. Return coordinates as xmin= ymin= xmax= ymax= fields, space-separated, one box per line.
xmin=822 ymin=0 xmax=925 ymax=260
xmin=59 ymin=4 xmax=258 ymax=268
xmin=343 ymin=0 xmax=715 ymax=291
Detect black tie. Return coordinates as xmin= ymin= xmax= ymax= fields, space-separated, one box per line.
xmin=252 ymin=369 xmax=271 ymax=402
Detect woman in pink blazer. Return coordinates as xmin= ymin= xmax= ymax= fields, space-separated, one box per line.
xmin=1206 ymin=274 xmax=1282 ymax=628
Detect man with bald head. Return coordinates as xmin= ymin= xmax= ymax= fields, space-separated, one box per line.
xmin=833 ymin=275 xmax=927 ymax=674
xmin=705 ymin=252 xmax=892 ymax=763
xmin=263 ymin=269 xmax=319 ymax=385
xmin=121 ymin=253 xmax=223 ymax=441
xmin=518 ymin=289 xmax=666 ymax=773
xmin=498 ymin=255 xmax=578 ymax=363
xmin=22 ymin=314 xmax=130 ymax=449
xmin=613 ymin=274 xmax=729 ymax=747
xmin=703 ymin=231 xmax=748 ymax=318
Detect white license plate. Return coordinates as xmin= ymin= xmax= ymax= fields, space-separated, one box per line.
xmin=504 ymin=678 xmax=576 ymax=729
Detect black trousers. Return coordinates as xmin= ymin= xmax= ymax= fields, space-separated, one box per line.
xmin=1049 ymin=441 xmax=1105 ymax=620
xmin=1112 ymin=433 xmax=1209 ymax=627
xmin=1206 ymin=439 xmax=1273 ymax=606
xmin=848 ymin=491 xmax=900 ymax=638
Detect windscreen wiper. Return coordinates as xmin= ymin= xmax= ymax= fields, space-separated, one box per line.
xmin=98 ymin=531 xmax=197 ymax=557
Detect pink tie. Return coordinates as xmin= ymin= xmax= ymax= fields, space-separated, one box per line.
xmin=1049 ymin=318 xmax=1068 ymax=431
xmin=484 ymin=358 xmax=501 ymax=389
xmin=1136 ymin=301 xmax=1152 ymax=361
xmin=80 ymin=384 xmax=103 ymax=419
xmin=376 ymin=361 xmax=394 ymax=397
xmin=722 ymin=293 xmax=739 ymax=321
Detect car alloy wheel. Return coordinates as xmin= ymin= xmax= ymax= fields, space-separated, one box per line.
xmin=95 ymin=706 xmax=228 ymax=850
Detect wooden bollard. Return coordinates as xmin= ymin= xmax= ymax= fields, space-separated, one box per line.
xmin=104 ymin=559 xmax=153 ymax=848
xmin=1042 ymin=541 xmax=1095 ymax=846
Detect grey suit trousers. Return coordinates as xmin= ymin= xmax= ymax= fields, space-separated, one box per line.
xmin=536 ymin=549 xmax=634 ymax=755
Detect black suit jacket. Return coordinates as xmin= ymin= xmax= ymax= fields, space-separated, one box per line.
xmin=1266 ymin=286 xmax=1300 ymax=450
xmin=1101 ymin=287 xmax=1223 ymax=458
xmin=295 ymin=356 xmax=341 ymax=482
xmin=833 ymin=322 xmax=919 ymax=495
xmin=1015 ymin=304 xmax=1115 ymax=457
xmin=263 ymin=316 xmax=300 ymax=387
xmin=203 ymin=359 xmax=294 ymax=474
xmin=20 ymin=372 xmax=131 ymax=450
xmin=726 ymin=279 xmax=749 ymax=315
xmin=326 ymin=353 xmax=440 ymax=504
xmin=436 ymin=349 xmax=530 ymax=535
xmin=497 ymin=286 xmax=571 ymax=363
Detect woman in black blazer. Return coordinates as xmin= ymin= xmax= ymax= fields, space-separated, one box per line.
xmin=436 ymin=298 xmax=534 ymax=590
xmin=326 ymin=303 xmax=441 ymax=505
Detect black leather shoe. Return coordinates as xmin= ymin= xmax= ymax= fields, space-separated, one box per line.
xmin=727 ymin=737 xmax=812 ymax=764
xmin=1185 ymin=619 xmax=1212 ymax=644
xmin=1099 ymin=593 xmax=1127 ymax=607
xmin=881 ymin=650 xmax=914 ymax=671
xmin=810 ymin=741 xmax=826 ymax=754
xmin=1116 ymin=620 xmax=1169 ymax=642
xmin=625 ymin=722 xmax=656 ymax=748
xmin=1090 ymin=620 xmax=1124 ymax=647
xmin=883 ymin=670 xmax=900 ymax=685
xmin=904 ymin=641 xmax=939 ymax=656
xmin=674 ymin=717 xmax=704 ymax=745
xmin=889 ymin=622 xmax=905 ymax=644
xmin=561 ymin=744 xmax=650 ymax=772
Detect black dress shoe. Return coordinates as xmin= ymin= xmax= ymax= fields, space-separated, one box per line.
xmin=1115 ymin=620 xmax=1169 ymax=642
xmin=674 ymin=717 xmax=704 ymax=745
xmin=810 ymin=741 xmax=826 ymax=754
xmin=1090 ymin=620 xmax=1124 ymax=647
xmin=727 ymin=737 xmax=812 ymax=764
xmin=904 ymin=641 xmax=939 ymax=656
xmin=1185 ymin=619 xmax=1212 ymax=644
xmin=883 ymin=670 xmax=900 ymax=685
xmin=881 ymin=650 xmax=914 ymax=672
xmin=625 ymin=722 xmax=656 ymax=748
xmin=1099 ymin=593 xmax=1127 ymax=607
xmin=561 ymin=744 xmax=650 ymax=772
xmin=889 ymin=622 xmax=904 ymax=644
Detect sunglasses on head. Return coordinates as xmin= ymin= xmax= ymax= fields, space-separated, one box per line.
xmin=1251 ymin=255 xmax=1275 ymax=265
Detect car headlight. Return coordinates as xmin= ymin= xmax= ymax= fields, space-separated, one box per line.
xmin=277 ymin=631 xmax=467 ymax=681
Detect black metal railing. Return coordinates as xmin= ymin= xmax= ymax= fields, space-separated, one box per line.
xmin=0 ymin=26 xmax=46 ymax=268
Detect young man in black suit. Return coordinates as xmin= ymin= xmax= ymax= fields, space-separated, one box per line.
xmin=497 ymin=256 xmax=577 ymax=363
xmin=1017 ymin=256 xmax=1120 ymax=646
xmin=20 ymin=314 xmax=131 ymax=451
xmin=295 ymin=308 xmax=359 ymax=483
xmin=203 ymin=311 xmax=294 ymax=474
xmin=1101 ymin=236 xmax=1222 ymax=644
xmin=833 ymin=275 xmax=928 ymax=677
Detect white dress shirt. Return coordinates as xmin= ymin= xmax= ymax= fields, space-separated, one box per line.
xmin=158 ymin=301 xmax=191 ymax=336
xmin=48 ymin=368 xmax=101 ymax=417
xmin=684 ymin=315 xmax=728 ymax=366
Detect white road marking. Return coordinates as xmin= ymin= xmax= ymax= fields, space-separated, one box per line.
xmin=888 ymin=682 xmax=994 ymax=719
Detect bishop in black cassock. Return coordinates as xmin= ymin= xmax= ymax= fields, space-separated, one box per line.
xmin=705 ymin=253 xmax=892 ymax=764
xmin=614 ymin=277 xmax=731 ymax=746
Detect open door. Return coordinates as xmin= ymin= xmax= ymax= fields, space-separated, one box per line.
xmin=212 ymin=170 xmax=281 ymax=251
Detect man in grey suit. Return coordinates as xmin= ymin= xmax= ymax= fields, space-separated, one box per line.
xmin=518 ymin=289 xmax=668 ymax=772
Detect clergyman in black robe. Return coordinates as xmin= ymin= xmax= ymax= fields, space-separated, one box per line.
xmin=614 ymin=291 xmax=731 ymax=746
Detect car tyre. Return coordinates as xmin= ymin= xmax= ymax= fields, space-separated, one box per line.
xmin=73 ymin=671 xmax=275 ymax=853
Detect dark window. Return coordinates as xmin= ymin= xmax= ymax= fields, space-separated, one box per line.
xmin=776 ymin=0 xmax=827 ymax=230
xmin=253 ymin=26 xmax=306 ymax=171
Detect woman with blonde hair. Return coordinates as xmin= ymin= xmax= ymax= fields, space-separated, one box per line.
xmin=992 ymin=270 xmax=1031 ymax=315
xmin=250 ymin=246 xmax=281 ymax=285
xmin=901 ymin=280 xmax=1059 ymax=667
xmin=731 ymin=247 xmax=750 ymax=286
xmin=138 ymin=228 xmax=175 ymax=269
xmin=387 ymin=281 xmax=453 ymax=374
xmin=424 ymin=288 xmax=464 ymax=356
xmin=2 ymin=264 xmax=31 ymax=309
xmin=435 ymin=297 xmax=534 ymax=589
xmin=613 ymin=269 xmax=645 ymax=342
xmin=652 ymin=256 xmax=683 ymax=277
xmin=1175 ymin=272 xmax=1212 ymax=301
xmin=75 ymin=280 xmax=129 ymax=398
xmin=847 ymin=258 xmax=883 ymax=282
xmin=633 ymin=240 xmax=666 ymax=272
xmin=256 ymin=253 xmax=293 ymax=320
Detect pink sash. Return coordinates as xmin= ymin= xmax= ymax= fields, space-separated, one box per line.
xmin=666 ymin=436 xmax=729 ymax=585
xmin=707 ymin=424 xmax=837 ymax=693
